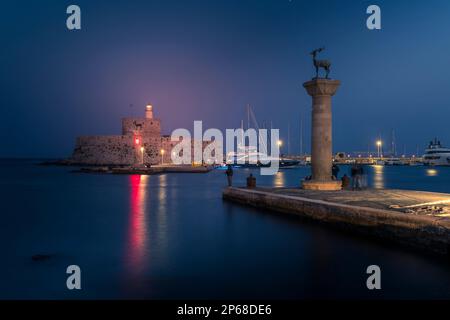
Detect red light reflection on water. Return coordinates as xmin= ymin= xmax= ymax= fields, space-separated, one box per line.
xmin=128 ymin=174 xmax=148 ymax=275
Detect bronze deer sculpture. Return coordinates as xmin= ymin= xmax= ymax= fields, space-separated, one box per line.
xmin=310 ymin=47 xmax=331 ymax=79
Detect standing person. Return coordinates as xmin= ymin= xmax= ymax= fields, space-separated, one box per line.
xmin=332 ymin=164 xmax=340 ymax=180
xmin=355 ymin=165 xmax=363 ymax=190
xmin=350 ymin=164 xmax=358 ymax=190
xmin=341 ymin=174 xmax=350 ymax=190
xmin=225 ymin=165 xmax=233 ymax=187
xmin=358 ymin=165 xmax=365 ymax=189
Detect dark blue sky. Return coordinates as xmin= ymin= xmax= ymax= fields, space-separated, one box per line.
xmin=1 ymin=0 xmax=450 ymax=157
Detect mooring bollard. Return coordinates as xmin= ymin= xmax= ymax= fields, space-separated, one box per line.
xmin=247 ymin=174 xmax=256 ymax=188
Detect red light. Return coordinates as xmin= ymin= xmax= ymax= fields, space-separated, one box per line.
xmin=135 ymin=138 xmax=140 ymax=145
xmin=128 ymin=175 xmax=147 ymax=276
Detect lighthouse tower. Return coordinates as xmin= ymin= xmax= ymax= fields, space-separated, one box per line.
xmin=145 ymin=104 xmax=154 ymax=119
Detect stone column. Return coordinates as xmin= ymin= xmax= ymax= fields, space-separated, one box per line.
xmin=302 ymin=78 xmax=341 ymax=191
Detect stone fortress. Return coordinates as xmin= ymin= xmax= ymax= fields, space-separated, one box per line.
xmin=70 ymin=105 xmax=182 ymax=166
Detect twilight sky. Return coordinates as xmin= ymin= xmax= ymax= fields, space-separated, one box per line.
xmin=1 ymin=0 xmax=450 ymax=157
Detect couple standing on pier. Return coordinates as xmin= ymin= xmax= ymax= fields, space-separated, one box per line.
xmin=335 ymin=164 xmax=365 ymax=190
xmin=350 ymin=164 xmax=365 ymax=190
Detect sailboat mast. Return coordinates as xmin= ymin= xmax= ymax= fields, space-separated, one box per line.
xmin=391 ymin=128 xmax=396 ymax=156
xmin=240 ymin=120 xmax=244 ymax=147
xmin=270 ymin=121 xmax=273 ymax=153
xmin=247 ymin=104 xmax=250 ymax=131
xmin=300 ymin=110 xmax=303 ymax=156
xmin=288 ymin=122 xmax=291 ymax=155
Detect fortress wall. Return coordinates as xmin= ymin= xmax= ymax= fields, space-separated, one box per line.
xmin=161 ymin=136 xmax=176 ymax=164
xmin=122 ymin=118 xmax=161 ymax=136
xmin=69 ymin=107 xmax=215 ymax=166
xmin=71 ymin=134 xmax=162 ymax=166
xmin=75 ymin=135 xmax=127 ymax=146
xmin=71 ymin=135 xmax=137 ymax=165
xmin=71 ymin=134 xmax=215 ymax=166
xmin=161 ymin=136 xmax=216 ymax=164
xmin=142 ymin=136 xmax=161 ymax=165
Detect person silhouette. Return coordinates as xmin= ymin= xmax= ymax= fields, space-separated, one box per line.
xmin=225 ymin=164 xmax=233 ymax=187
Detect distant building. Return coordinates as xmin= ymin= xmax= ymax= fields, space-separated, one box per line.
xmin=70 ymin=104 xmax=162 ymax=165
xmin=70 ymin=105 xmax=196 ymax=166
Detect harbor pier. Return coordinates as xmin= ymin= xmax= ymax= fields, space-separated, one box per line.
xmin=223 ymin=187 xmax=450 ymax=255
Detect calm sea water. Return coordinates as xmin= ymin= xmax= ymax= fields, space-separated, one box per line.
xmin=1 ymin=159 xmax=450 ymax=299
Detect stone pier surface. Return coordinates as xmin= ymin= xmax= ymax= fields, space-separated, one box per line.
xmin=303 ymin=78 xmax=341 ymax=190
xmin=223 ymin=187 xmax=450 ymax=255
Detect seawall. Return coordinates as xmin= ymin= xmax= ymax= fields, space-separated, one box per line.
xmin=223 ymin=187 xmax=450 ymax=255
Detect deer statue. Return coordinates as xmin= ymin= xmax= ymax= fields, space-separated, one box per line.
xmin=310 ymin=47 xmax=331 ymax=79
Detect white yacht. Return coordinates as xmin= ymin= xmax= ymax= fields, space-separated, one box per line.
xmin=223 ymin=105 xmax=300 ymax=168
xmin=422 ymin=138 xmax=450 ymax=166
xmin=225 ymin=146 xmax=300 ymax=168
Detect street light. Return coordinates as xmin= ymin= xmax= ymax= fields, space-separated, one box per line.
xmin=376 ymin=140 xmax=382 ymax=158
xmin=277 ymin=140 xmax=283 ymax=154
xmin=161 ymin=149 xmax=165 ymax=165
xmin=140 ymin=146 xmax=145 ymax=165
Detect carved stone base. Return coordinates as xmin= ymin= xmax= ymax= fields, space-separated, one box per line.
xmin=302 ymin=180 xmax=342 ymax=191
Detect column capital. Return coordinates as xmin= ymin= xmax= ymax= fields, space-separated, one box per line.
xmin=303 ymin=79 xmax=340 ymax=97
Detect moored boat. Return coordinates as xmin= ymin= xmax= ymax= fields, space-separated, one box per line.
xmin=225 ymin=146 xmax=300 ymax=168
xmin=422 ymin=138 xmax=450 ymax=166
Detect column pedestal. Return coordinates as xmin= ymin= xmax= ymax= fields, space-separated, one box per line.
xmin=302 ymin=78 xmax=341 ymax=191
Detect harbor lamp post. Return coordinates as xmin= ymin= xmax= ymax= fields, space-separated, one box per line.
xmin=277 ymin=140 xmax=283 ymax=155
xmin=140 ymin=147 xmax=145 ymax=165
xmin=376 ymin=140 xmax=382 ymax=159
xmin=161 ymin=149 xmax=165 ymax=165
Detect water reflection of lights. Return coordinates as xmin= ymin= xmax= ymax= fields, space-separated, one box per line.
xmin=156 ymin=174 xmax=168 ymax=252
xmin=373 ymin=164 xmax=385 ymax=189
xmin=128 ymin=175 xmax=148 ymax=275
xmin=158 ymin=174 xmax=167 ymax=199
xmin=426 ymin=169 xmax=438 ymax=177
xmin=274 ymin=171 xmax=285 ymax=187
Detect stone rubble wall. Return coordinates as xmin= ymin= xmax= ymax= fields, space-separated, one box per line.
xmin=70 ymin=116 xmax=163 ymax=165
xmin=70 ymin=115 xmax=217 ymax=166
xmin=161 ymin=136 xmax=217 ymax=164
xmin=122 ymin=118 xmax=161 ymax=136
xmin=71 ymin=135 xmax=162 ymax=165
xmin=71 ymin=135 xmax=137 ymax=165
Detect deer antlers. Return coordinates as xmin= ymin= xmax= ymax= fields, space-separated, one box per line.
xmin=310 ymin=47 xmax=325 ymax=55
